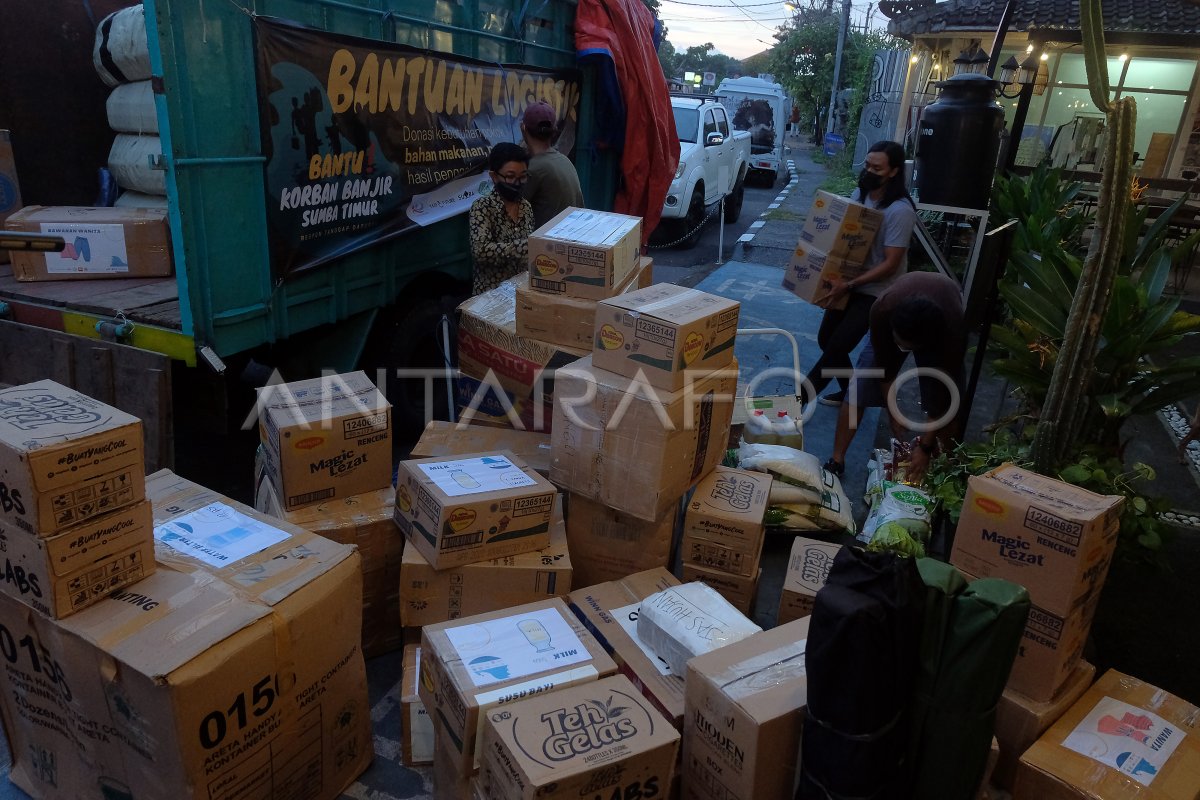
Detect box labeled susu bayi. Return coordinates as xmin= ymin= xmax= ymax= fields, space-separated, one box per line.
xmin=950 ymin=463 xmax=1123 ymax=617
xmin=394 ymin=451 xmax=556 ymax=569
xmin=418 ymin=598 xmax=617 ymax=772
xmin=681 ymin=466 xmax=771 ymax=577
xmin=527 ymin=207 xmax=642 ymax=300
xmin=257 ymin=370 xmax=392 ymax=511
xmin=0 ymin=380 xmax=145 ymax=537
xmin=478 ymin=674 xmax=680 ymax=800
xmin=592 ymin=283 xmax=740 ymax=392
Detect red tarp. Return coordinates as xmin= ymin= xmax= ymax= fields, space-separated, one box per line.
xmin=575 ymin=0 xmax=680 ymax=242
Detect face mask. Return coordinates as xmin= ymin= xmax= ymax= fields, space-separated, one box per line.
xmin=493 ymin=180 xmax=524 ymax=202
xmin=858 ymin=169 xmax=885 ymax=193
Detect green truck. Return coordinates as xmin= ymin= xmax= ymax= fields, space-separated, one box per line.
xmin=0 ymin=0 xmax=621 ymax=470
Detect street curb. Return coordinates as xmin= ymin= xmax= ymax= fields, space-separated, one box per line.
xmin=732 ymin=157 xmax=798 ymax=262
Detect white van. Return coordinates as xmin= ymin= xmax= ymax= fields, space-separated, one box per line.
xmin=715 ymin=76 xmax=789 ymax=186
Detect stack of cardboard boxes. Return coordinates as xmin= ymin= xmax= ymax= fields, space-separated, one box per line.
xmin=457 ymin=207 xmax=650 ymax=431
xmin=781 ymin=190 xmax=883 ymax=309
xmin=255 ymin=371 xmax=404 ymax=658
xmin=550 ymin=281 xmax=741 ymax=586
xmin=950 ymin=463 xmax=1124 ymax=791
xmin=678 ymin=466 xmax=772 ymax=614
xmin=0 ymin=381 xmax=373 ymax=798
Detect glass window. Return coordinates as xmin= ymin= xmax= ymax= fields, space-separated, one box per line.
xmin=1122 ymin=57 xmax=1197 ymax=91
xmin=674 ymin=107 xmax=699 ymax=143
xmin=1126 ymin=92 xmax=1189 ymax=166
xmin=704 ymin=110 xmax=719 ymax=140
xmin=1054 ymin=53 xmax=1124 ymax=87
xmin=714 ymin=107 xmax=730 ymax=137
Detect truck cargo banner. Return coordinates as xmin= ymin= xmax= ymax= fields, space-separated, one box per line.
xmin=253 ymin=16 xmax=580 ymax=279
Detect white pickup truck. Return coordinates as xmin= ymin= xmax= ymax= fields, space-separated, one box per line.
xmin=660 ymin=95 xmax=751 ymax=248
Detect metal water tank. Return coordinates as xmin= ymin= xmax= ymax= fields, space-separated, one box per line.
xmin=915 ymin=74 xmax=1004 ymax=210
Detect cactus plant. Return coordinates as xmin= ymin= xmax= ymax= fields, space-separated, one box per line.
xmin=1030 ymin=0 xmax=1137 ymax=472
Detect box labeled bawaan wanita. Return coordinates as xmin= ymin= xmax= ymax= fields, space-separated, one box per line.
xmin=564 ymin=493 xmax=676 ymax=587
xmin=394 ymin=450 xmax=557 ymax=569
xmin=951 ymin=463 xmax=1123 ymax=617
xmin=400 ymin=498 xmax=571 ymax=627
xmin=1015 ymin=669 xmax=1200 ymax=799
xmin=478 ymin=674 xmax=680 ymax=800
xmin=683 ymin=618 xmax=812 ymax=800
xmin=681 ymin=466 xmax=771 ymax=577
xmin=6 ymin=205 xmax=173 ymax=280
xmin=515 ymin=256 xmax=653 ymax=350
xmin=527 ymin=207 xmax=642 ymax=300
xmin=592 ymin=283 xmax=740 ymax=392
xmin=0 ymin=380 xmax=145 ymax=537
xmin=0 ymin=499 xmax=154 ymax=619
xmin=0 ymin=469 xmax=371 ymax=800
xmin=568 ymin=567 xmax=686 ymax=727
xmin=255 ymin=478 xmax=403 ymax=658
xmin=257 ymin=370 xmax=392 ymax=511
xmin=797 ymin=189 xmax=882 ymax=263
xmin=550 ymin=355 xmax=737 ymax=522
xmin=402 ymin=644 xmax=436 ymax=766
xmin=992 ymin=660 xmax=1095 ymax=790
xmin=419 ymin=597 xmax=618 ymax=772
xmin=778 ymin=536 xmax=844 ymax=623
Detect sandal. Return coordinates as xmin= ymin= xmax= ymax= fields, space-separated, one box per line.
xmin=823 ymin=458 xmax=845 ymax=478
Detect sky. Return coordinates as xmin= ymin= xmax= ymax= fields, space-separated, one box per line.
xmin=657 ymin=0 xmax=884 ymax=63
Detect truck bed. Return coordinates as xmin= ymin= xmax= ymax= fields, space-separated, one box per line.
xmin=0 ymin=263 xmax=182 ymax=330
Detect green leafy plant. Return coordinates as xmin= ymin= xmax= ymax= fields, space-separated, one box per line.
xmin=991 ymin=163 xmax=1092 ymax=257
xmin=924 ymin=430 xmax=1032 ymax=525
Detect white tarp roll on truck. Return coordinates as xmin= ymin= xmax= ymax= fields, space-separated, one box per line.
xmin=715 ymin=76 xmax=789 ymax=186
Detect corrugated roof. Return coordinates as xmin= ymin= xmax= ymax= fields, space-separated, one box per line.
xmin=884 ymin=0 xmax=1200 ymax=39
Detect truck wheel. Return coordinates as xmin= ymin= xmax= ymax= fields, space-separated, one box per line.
xmin=679 ymin=187 xmax=706 ymax=249
xmin=723 ymin=178 xmax=745 ymax=224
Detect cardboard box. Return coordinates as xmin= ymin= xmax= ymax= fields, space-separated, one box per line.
xmin=1008 ymin=593 xmax=1100 ymax=703
xmin=256 ymin=481 xmax=403 ymax=658
xmin=515 ymin=256 xmax=653 ymax=350
xmin=0 ymin=499 xmax=154 ymax=619
xmin=797 ymin=189 xmax=882 ymax=263
xmin=680 ymin=563 xmax=761 ymax=616
xmin=592 ymin=284 xmax=740 ymax=392
xmin=419 ymin=597 xmax=617 ymax=772
xmin=993 ymin=660 xmax=1096 ymax=790
xmin=394 ymin=451 xmax=556 ymax=569
xmin=479 ymin=674 xmax=680 ymax=800
xmin=0 ymin=130 xmax=22 ymax=264
xmin=551 ymin=355 xmax=738 ymax=522
xmin=457 ymin=279 xmax=589 ymax=431
xmin=6 ymin=205 xmax=173 ymax=280
xmin=681 ymin=466 xmax=770 ymax=577
xmin=683 ymin=618 xmax=812 ymax=800
xmin=402 ymin=644 xmax=436 ymax=766
xmin=527 ymin=207 xmax=643 ymax=300
xmin=781 ymin=243 xmax=864 ymax=310
xmin=412 ymin=420 xmax=553 ymax=476
xmin=400 ymin=498 xmax=572 ymax=627
xmin=951 ymin=464 xmax=1123 ymax=617
xmin=434 ymin=719 xmax=478 ymax=800
xmin=564 ymin=493 xmax=676 ymax=587
xmin=0 ymin=469 xmax=371 ymax=800
xmin=778 ymin=536 xmax=844 ymax=624
xmin=0 ymin=380 xmax=146 ymax=537
xmin=567 ymin=567 xmax=686 ymax=727
xmin=1015 ymin=669 xmax=1200 ymax=799
xmin=257 ymin=370 xmax=391 ymax=511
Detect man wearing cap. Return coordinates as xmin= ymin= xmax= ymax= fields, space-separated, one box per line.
xmin=521 ymin=101 xmax=585 ymax=228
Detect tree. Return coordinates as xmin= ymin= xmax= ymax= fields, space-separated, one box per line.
xmin=672 ymin=43 xmax=743 ymax=91
xmin=770 ymin=11 xmax=840 ymax=130
xmin=741 ymin=49 xmax=774 ymax=79
xmin=658 ymin=39 xmax=679 ymax=79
